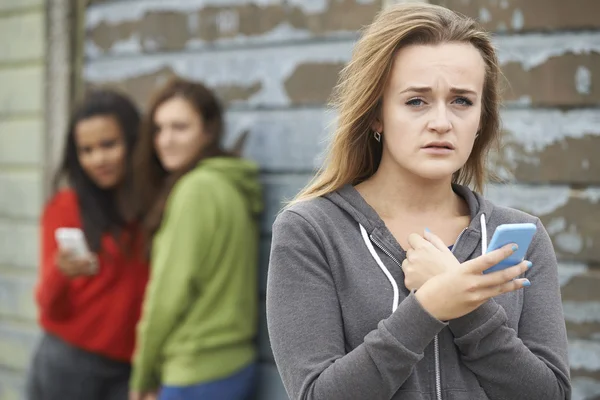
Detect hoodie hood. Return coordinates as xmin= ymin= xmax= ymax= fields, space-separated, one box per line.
xmin=198 ymin=156 xmax=263 ymax=216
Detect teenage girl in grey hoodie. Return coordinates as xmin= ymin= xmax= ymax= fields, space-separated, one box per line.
xmin=266 ymin=3 xmax=570 ymax=400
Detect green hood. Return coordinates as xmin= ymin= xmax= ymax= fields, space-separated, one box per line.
xmin=198 ymin=156 xmax=263 ymax=216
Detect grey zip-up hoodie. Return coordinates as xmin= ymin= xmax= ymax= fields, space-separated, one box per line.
xmin=266 ymin=184 xmax=570 ymax=400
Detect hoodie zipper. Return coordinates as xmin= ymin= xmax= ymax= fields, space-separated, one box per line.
xmin=433 ymin=228 xmax=467 ymax=400
xmin=370 ymin=228 xmax=468 ymax=400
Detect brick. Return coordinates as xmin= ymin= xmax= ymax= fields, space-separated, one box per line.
xmin=572 ymin=377 xmax=600 ymax=400
xmin=0 ymin=171 xmax=42 ymax=219
xmin=493 ymin=109 xmax=600 ymax=185
xmin=0 ymin=366 xmax=26 ymax=400
xmin=83 ymin=40 xmax=355 ymax=108
xmin=258 ymin=237 xmax=271 ymax=295
xmin=0 ymin=220 xmax=39 ymax=269
xmin=260 ymin=173 xmax=312 ymax=235
xmin=0 ymin=0 xmax=42 ymax=12
xmin=0 ymin=118 xmax=43 ymax=165
xmin=431 ymin=0 xmax=600 ymax=33
xmin=501 ymin=52 xmax=600 ymax=107
xmin=0 ymin=66 xmax=44 ymax=114
xmin=0 ymin=12 xmax=44 ymax=62
xmin=85 ymin=0 xmax=379 ymax=58
xmin=487 ymin=185 xmax=600 ymax=263
xmin=258 ymin=299 xmax=274 ymax=363
xmin=224 ymin=109 xmax=331 ymax=173
xmin=84 ymin=32 xmax=600 ymax=108
xmin=0 ymin=274 xmax=37 ymax=321
xmin=256 ymin=363 xmax=288 ymax=400
xmin=0 ymin=321 xmax=39 ymax=371
xmin=569 ymin=339 xmax=600 ymax=376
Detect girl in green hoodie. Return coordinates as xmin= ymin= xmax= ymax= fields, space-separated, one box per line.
xmin=129 ymin=78 xmax=262 ymax=400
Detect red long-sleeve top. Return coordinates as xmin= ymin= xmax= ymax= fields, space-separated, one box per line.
xmin=35 ymin=189 xmax=149 ymax=362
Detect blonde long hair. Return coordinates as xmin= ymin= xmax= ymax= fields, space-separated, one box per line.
xmin=292 ymin=3 xmax=501 ymax=204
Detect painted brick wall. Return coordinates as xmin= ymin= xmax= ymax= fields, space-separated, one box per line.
xmin=0 ymin=0 xmax=46 ymax=399
xmin=81 ymin=0 xmax=600 ymax=399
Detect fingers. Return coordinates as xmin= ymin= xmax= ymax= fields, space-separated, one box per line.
xmin=479 ymin=260 xmax=530 ymax=287
xmin=423 ymin=229 xmax=453 ymax=253
xmin=464 ymin=243 xmax=517 ymax=274
xmin=407 ymin=233 xmax=435 ymax=251
xmin=481 ymin=277 xmax=530 ymax=299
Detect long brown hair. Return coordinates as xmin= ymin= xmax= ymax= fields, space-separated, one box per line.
xmin=132 ymin=77 xmax=230 ymax=247
xmin=293 ymin=3 xmax=502 ymax=204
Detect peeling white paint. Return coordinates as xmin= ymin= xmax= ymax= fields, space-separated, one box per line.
xmin=557 ymin=262 xmax=588 ymax=287
xmin=563 ymin=302 xmax=600 ymax=324
xmin=478 ymin=7 xmax=492 ymax=23
xmin=85 ymin=40 xmax=354 ymax=107
xmin=572 ymin=378 xmax=600 ymax=400
xmin=511 ymin=8 xmax=524 ymax=30
xmin=86 ymin=0 xmax=352 ymax=29
xmin=496 ymin=32 xmax=600 ymax=70
xmin=224 ymin=108 xmax=331 ymax=170
xmin=575 ymin=65 xmax=592 ymax=95
xmin=546 ymin=217 xmax=567 ymax=236
xmin=508 ymin=95 xmax=532 ymax=106
xmin=87 ymin=0 xmax=283 ymax=28
xmin=501 ymin=109 xmax=600 ymax=154
xmin=555 ymin=228 xmax=584 ymax=254
xmin=485 ymin=184 xmax=571 ymax=215
xmin=85 ymin=20 xmax=324 ymax=59
xmin=583 ymin=188 xmax=600 ymax=203
xmin=569 ymin=339 xmax=600 ymax=371
xmin=582 ymin=159 xmax=591 ymax=170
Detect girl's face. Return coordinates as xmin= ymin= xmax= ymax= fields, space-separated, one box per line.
xmin=75 ymin=115 xmax=127 ymax=189
xmin=374 ymin=42 xmax=485 ymax=183
xmin=153 ymin=97 xmax=212 ymax=173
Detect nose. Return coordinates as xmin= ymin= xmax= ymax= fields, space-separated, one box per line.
xmin=156 ymin=129 xmax=174 ymax=148
xmin=427 ymin=104 xmax=452 ymax=134
xmin=90 ymin=148 xmax=108 ymax=166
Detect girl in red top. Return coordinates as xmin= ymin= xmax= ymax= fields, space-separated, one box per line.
xmin=26 ymin=90 xmax=149 ymax=400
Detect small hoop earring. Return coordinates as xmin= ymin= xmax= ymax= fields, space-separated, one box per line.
xmin=374 ymin=131 xmax=381 ymax=142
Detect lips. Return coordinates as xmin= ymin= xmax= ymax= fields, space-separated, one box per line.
xmin=423 ymin=141 xmax=455 ymax=150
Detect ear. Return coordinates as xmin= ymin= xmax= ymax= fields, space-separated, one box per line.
xmin=371 ymin=117 xmax=383 ymax=133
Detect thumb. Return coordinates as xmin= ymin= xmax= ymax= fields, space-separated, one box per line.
xmin=424 ymin=228 xmax=452 ymax=253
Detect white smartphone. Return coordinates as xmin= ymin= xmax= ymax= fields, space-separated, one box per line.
xmin=55 ymin=228 xmax=97 ymax=274
xmin=55 ymin=227 xmax=90 ymax=257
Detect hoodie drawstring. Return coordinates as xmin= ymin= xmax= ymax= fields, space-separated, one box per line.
xmin=359 ymin=224 xmax=400 ymax=312
xmin=359 ymin=213 xmax=488 ymax=313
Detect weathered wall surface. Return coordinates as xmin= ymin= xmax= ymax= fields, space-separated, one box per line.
xmin=0 ymin=0 xmax=584 ymax=399
xmin=0 ymin=0 xmax=46 ymax=399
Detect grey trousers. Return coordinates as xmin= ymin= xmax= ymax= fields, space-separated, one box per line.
xmin=26 ymin=333 xmax=131 ymax=400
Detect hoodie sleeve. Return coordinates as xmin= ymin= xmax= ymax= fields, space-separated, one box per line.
xmin=130 ymin=174 xmax=218 ymax=391
xmin=267 ymin=210 xmax=446 ymax=400
xmin=36 ymin=192 xmax=78 ymax=320
xmin=447 ymin=218 xmax=571 ymax=400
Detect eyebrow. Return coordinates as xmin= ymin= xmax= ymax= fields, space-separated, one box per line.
xmin=399 ymin=86 xmax=478 ymax=96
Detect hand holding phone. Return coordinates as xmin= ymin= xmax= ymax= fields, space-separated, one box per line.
xmin=483 ymin=223 xmax=537 ymax=274
xmin=54 ymin=228 xmax=98 ymax=277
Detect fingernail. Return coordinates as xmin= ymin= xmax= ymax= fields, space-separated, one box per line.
xmin=425 ymin=227 xmax=431 ymax=233
xmin=512 ymin=245 xmax=518 ymax=252
xmin=526 ymin=261 xmax=532 ymax=269
xmin=522 ymin=279 xmax=531 ymax=287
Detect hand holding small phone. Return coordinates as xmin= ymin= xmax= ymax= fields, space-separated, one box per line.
xmin=54 ymin=228 xmax=98 ymax=278
xmin=55 ymin=249 xmax=98 ymax=278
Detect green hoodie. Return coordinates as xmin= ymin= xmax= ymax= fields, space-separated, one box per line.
xmin=130 ymin=157 xmax=263 ymax=391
